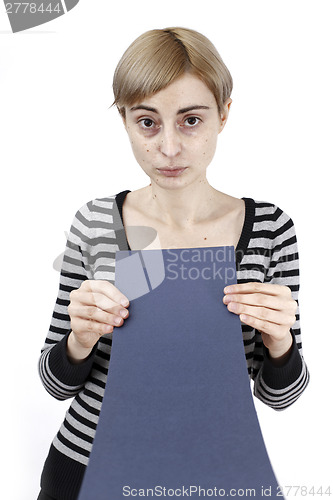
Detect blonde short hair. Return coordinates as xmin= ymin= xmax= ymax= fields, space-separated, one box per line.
xmin=112 ymin=27 xmax=233 ymax=118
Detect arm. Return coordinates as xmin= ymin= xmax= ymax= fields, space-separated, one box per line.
xmin=224 ymin=210 xmax=310 ymax=410
xmin=255 ymin=214 xmax=310 ymax=409
xmin=38 ymin=203 xmax=131 ymax=400
xmin=38 ymin=204 xmax=96 ymax=400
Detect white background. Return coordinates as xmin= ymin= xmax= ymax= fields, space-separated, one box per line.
xmin=0 ymin=1 xmax=332 ymax=499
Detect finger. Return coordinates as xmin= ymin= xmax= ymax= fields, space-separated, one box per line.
xmin=239 ymin=314 xmax=291 ymax=341
xmin=224 ymin=282 xmax=291 ymax=297
xmin=230 ymin=300 xmax=297 ymax=326
xmin=81 ymin=280 xmax=130 ymax=306
xmin=71 ymin=317 xmax=114 ymax=338
xmin=223 ymin=292 xmax=283 ymax=311
xmin=68 ymin=304 xmax=128 ymax=326
xmin=73 ymin=291 xmax=129 ymax=316
xmin=224 ymin=292 xmax=297 ymax=317
xmin=223 ymin=292 xmax=296 ymax=314
xmin=227 ymin=301 xmax=296 ymax=326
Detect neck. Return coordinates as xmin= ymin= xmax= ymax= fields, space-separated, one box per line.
xmin=144 ymin=179 xmax=222 ymax=229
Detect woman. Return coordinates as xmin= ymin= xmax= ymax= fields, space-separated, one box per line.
xmin=38 ymin=27 xmax=309 ymax=500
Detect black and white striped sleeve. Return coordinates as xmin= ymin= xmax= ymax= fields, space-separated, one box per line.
xmin=253 ymin=207 xmax=310 ymax=410
xmin=38 ymin=203 xmax=97 ymax=401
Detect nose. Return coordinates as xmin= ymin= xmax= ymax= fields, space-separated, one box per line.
xmin=158 ymin=126 xmax=182 ymax=158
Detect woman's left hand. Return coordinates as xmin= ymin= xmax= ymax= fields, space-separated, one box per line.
xmin=223 ymin=283 xmax=297 ymax=361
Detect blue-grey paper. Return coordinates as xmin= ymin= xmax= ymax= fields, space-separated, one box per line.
xmin=78 ymin=247 xmax=283 ymax=499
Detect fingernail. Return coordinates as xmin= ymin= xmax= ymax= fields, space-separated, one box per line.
xmin=120 ymin=309 xmax=128 ymax=318
xmin=121 ymin=298 xmax=129 ymax=307
xmin=223 ymin=295 xmax=231 ymax=304
xmin=114 ymin=317 xmax=122 ymax=325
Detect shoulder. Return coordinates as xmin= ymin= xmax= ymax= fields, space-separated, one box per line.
xmin=73 ymin=193 xmax=118 ymax=221
xmin=72 ymin=190 xmax=131 ymax=224
xmin=244 ymin=198 xmax=298 ymax=249
xmin=248 ymin=198 xmax=296 ymax=230
xmin=68 ymin=191 xmax=127 ymax=242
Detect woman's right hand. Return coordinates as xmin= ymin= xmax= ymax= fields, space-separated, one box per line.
xmin=66 ymin=280 xmax=130 ymax=363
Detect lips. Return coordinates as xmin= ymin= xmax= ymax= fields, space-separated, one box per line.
xmin=157 ymin=167 xmax=188 ymax=177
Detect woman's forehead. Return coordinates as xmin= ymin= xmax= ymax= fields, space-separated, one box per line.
xmin=128 ymin=74 xmax=217 ymax=113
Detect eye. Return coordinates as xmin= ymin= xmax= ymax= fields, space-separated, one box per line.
xmin=184 ymin=116 xmax=201 ymax=127
xmin=138 ymin=118 xmax=155 ymax=129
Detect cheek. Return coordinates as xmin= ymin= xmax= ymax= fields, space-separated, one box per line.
xmin=127 ymin=129 xmax=146 ymax=157
xmin=192 ymin=134 xmax=218 ymax=164
xmin=128 ymin=134 xmax=156 ymax=167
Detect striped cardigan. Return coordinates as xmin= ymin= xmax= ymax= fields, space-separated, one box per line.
xmin=38 ymin=190 xmax=310 ymax=500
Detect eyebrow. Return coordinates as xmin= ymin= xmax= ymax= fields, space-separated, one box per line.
xmin=129 ymin=105 xmax=211 ymax=115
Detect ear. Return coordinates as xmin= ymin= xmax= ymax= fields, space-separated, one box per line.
xmin=218 ymin=98 xmax=232 ymax=133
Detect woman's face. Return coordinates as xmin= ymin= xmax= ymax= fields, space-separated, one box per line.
xmin=123 ymin=73 xmax=231 ymax=189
